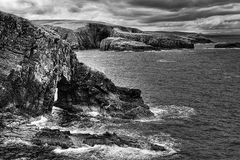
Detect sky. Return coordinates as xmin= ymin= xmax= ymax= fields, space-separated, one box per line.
xmin=0 ymin=0 xmax=240 ymax=34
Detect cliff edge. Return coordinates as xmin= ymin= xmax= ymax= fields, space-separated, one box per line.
xmin=0 ymin=11 xmax=152 ymax=119
xmin=33 ymin=20 xmax=212 ymax=51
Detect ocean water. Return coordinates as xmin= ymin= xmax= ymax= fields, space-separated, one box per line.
xmin=75 ymin=48 xmax=240 ymax=160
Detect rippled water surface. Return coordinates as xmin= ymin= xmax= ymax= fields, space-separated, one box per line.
xmin=76 ymin=48 xmax=240 ymax=160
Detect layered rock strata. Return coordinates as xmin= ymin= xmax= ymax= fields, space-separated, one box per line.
xmin=100 ymin=37 xmax=154 ymax=51
xmin=34 ymin=20 xmax=212 ymax=51
xmin=0 ymin=11 xmax=152 ymax=119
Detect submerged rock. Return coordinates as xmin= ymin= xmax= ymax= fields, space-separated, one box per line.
xmin=215 ymin=42 xmax=240 ymax=48
xmin=100 ymin=37 xmax=154 ymax=51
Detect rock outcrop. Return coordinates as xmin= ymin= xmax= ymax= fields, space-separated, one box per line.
xmin=100 ymin=37 xmax=153 ymax=51
xmin=215 ymin=42 xmax=240 ymax=48
xmin=0 ymin=11 xmax=73 ymax=115
xmin=34 ymin=20 xmax=212 ymax=51
xmin=33 ymin=128 xmax=166 ymax=151
xmin=111 ymin=28 xmax=194 ymax=49
xmin=37 ymin=22 xmax=142 ymax=50
xmin=0 ymin=10 xmax=152 ymax=119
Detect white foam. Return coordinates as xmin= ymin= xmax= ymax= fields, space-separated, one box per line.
xmin=30 ymin=116 xmax=48 ymax=128
xmin=87 ymin=111 xmax=100 ymax=117
xmin=157 ymin=59 xmax=176 ymax=63
xmin=135 ymin=108 xmax=166 ymax=122
xmin=4 ymin=138 xmax=32 ymax=146
xmin=70 ymin=129 xmax=100 ymax=135
xmin=224 ymin=72 xmax=240 ymax=78
xmin=54 ymin=88 xmax=58 ymax=102
xmin=144 ymin=50 xmax=161 ymax=53
xmin=152 ymin=105 xmax=196 ymax=119
xmin=136 ymin=105 xmax=196 ymax=122
xmin=53 ymin=144 xmax=175 ymax=160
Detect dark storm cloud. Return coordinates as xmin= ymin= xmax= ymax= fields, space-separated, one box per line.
xmin=141 ymin=9 xmax=240 ymax=23
xmin=127 ymin=0 xmax=240 ymax=11
xmin=68 ymin=7 xmax=81 ymax=13
xmin=110 ymin=8 xmax=152 ymax=18
xmin=33 ymin=8 xmax=51 ymax=15
xmin=18 ymin=0 xmax=36 ymax=8
xmin=0 ymin=0 xmax=240 ymax=34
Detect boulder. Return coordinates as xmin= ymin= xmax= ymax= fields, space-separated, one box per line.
xmin=100 ymin=37 xmax=154 ymax=51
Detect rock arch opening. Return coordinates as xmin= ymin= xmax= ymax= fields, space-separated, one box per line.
xmin=54 ymin=76 xmax=73 ymax=111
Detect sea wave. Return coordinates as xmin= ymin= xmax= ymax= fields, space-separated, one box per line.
xmin=136 ymin=105 xmax=196 ymax=122
xmin=30 ymin=116 xmax=48 ymax=129
xmin=156 ymin=59 xmax=176 ymax=63
xmin=152 ymin=105 xmax=196 ymax=119
xmin=4 ymin=138 xmax=33 ymax=146
xmin=53 ymin=144 xmax=176 ymax=160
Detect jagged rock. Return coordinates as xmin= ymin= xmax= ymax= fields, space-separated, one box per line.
xmin=0 ymin=11 xmax=73 ymax=115
xmin=215 ymin=42 xmax=240 ymax=48
xmin=100 ymin=37 xmax=153 ymax=51
xmin=0 ymin=143 xmax=75 ymax=160
xmin=0 ymin=11 xmax=153 ymax=119
xmin=69 ymin=60 xmax=153 ymax=119
xmin=32 ymin=128 xmax=74 ymax=149
xmin=33 ymin=129 xmax=166 ymax=151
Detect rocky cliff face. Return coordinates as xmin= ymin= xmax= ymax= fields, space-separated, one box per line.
xmin=100 ymin=37 xmax=153 ymax=51
xmin=0 ymin=11 xmax=73 ymax=115
xmin=0 ymin=11 xmax=152 ymax=119
xmin=35 ymin=20 xmax=212 ymax=51
xmin=39 ymin=22 xmax=142 ymax=50
xmin=111 ymin=28 xmax=194 ymax=49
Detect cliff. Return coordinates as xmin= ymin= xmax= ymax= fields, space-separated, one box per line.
xmin=215 ymin=42 xmax=240 ymax=48
xmin=34 ymin=20 xmax=212 ymax=51
xmin=100 ymin=37 xmax=153 ymax=51
xmin=0 ymin=11 xmax=73 ymax=115
xmin=0 ymin=12 xmax=166 ymax=159
xmin=33 ymin=20 xmax=142 ymax=50
xmin=0 ymin=11 xmax=152 ymax=119
xmin=112 ymin=28 xmax=194 ymax=49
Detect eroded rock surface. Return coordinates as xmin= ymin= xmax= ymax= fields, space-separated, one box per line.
xmin=111 ymin=28 xmax=194 ymax=49
xmin=34 ymin=20 xmax=212 ymax=51
xmin=39 ymin=22 xmax=142 ymax=50
xmin=0 ymin=11 xmax=73 ymax=115
xmin=0 ymin=11 xmax=169 ymax=160
xmin=33 ymin=128 xmax=166 ymax=151
xmin=100 ymin=37 xmax=153 ymax=51
xmin=0 ymin=10 xmax=152 ymax=119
